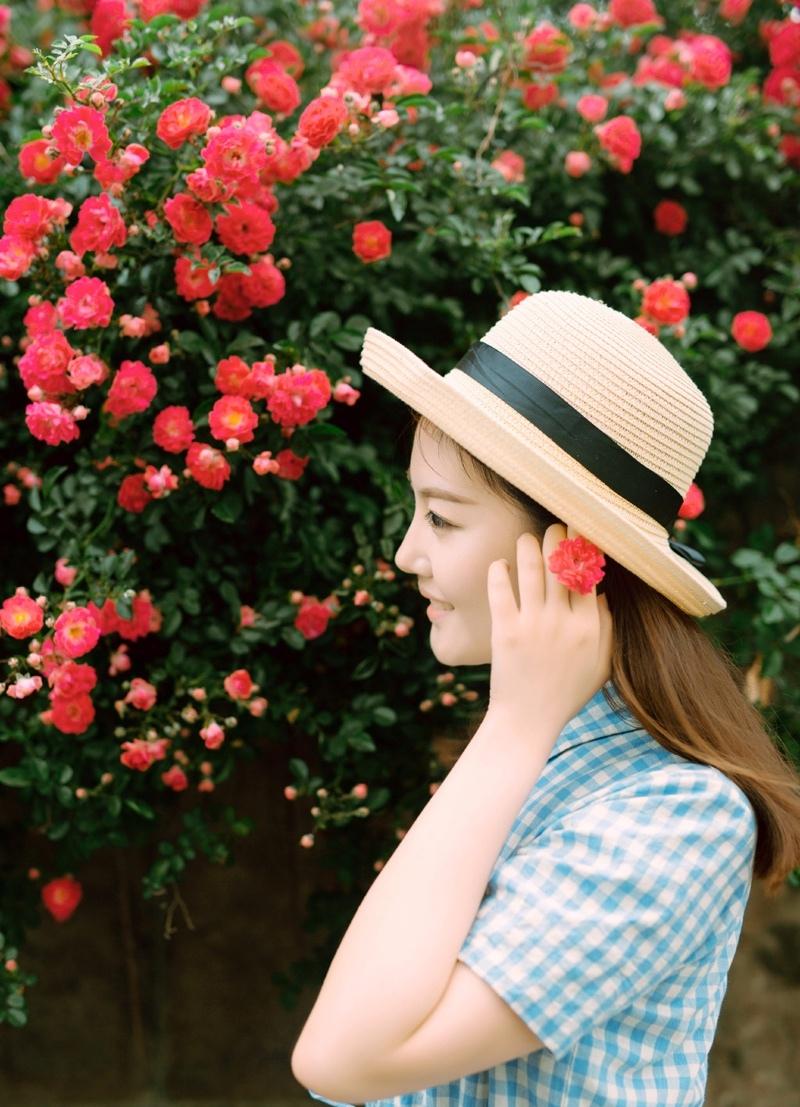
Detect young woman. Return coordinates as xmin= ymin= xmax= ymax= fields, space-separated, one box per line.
xmin=291 ymin=290 xmax=800 ymax=1107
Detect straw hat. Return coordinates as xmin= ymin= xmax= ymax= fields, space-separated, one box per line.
xmin=359 ymin=289 xmax=725 ymax=617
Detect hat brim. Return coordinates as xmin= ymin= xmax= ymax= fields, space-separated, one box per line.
xmin=360 ymin=326 xmax=726 ymax=618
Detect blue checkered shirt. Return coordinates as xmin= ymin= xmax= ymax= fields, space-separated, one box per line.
xmin=306 ymin=680 xmax=756 ymax=1106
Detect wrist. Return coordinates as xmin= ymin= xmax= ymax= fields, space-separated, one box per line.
xmin=481 ymin=705 xmax=566 ymax=754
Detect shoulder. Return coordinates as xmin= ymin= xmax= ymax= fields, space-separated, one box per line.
xmin=555 ymin=759 xmax=757 ymax=894
xmin=612 ymin=758 xmax=756 ymax=831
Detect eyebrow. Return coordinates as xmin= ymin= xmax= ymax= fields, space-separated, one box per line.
xmin=405 ymin=468 xmax=478 ymax=505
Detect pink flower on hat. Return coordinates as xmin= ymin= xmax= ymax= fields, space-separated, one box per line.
xmin=547 ymin=536 xmax=606 ymax=594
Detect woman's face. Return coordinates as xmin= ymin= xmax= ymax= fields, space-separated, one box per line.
xmin=394 ymin=425 xmax=534 ymax=666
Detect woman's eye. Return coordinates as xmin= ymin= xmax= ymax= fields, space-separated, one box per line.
xmin=426 ymin=510 xmax=452 ymax=531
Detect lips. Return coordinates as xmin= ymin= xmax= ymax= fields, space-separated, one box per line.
xmin=419 ymin=590 xmax=453 ymax=609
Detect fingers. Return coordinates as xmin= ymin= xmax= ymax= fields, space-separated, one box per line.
xmin=542 ymin=523 xmax=571 ymax=611
xmin=492 ymin=524 xmax=610 ymax=627
xmin=487 ymin=557 xmax=517 ymax=625
xmin=516 ymin=531 xmax=545 ymax=612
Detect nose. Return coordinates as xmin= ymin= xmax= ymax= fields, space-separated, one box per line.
xmin=393 ymin=515 xmax=424 ymax=578
xmin=393 ymin=527 xmax=413 ymax=576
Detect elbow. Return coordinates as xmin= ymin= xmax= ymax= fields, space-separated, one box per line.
xmin=291 ymin=1040 xmax=336 ymax=1100
xmin=291 ymin=1041 xmax=364 ymax=1105
xmin=291 ymin=1038 xmax=316 ymax=1089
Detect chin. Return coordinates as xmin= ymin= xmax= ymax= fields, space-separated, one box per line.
xmin=430 ymin=626 xmax=491 ymax=666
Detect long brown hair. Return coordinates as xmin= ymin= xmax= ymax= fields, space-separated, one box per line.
xmin=409 ymin=411 xmax=800 ymax=897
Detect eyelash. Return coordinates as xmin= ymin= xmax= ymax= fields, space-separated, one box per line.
xmin=407 ymin=489 xmax=454 ymax=531
xmin=425 ymin=510 xmax=452 ymax=531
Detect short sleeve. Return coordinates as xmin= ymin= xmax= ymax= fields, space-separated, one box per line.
xmin=457 ymin=766 xmax=756 ymax=1062
xmin=307 ymin=1090 xmax=355 ymax=1107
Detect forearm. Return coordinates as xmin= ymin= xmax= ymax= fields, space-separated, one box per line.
xmin=292 ymin=709 xmax=556 ymax=1070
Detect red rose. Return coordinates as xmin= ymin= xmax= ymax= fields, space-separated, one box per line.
xmin=522 ymin=21 xmax=572 ymax=73
xmin=642 ymin=278 xmax=690 ymax=325
xmin=156 ymin=97 xmax=212 ymax=149
xmin=245 ymin=59 xmax=301 ymax=115
xmin=185 ymin=442 xmax=231 ymax=491
xmin=117 ymin=473 xmax=152 ymax=513
xmin=163 ymin=192 xmax=213 ymax=245
xmin=521 ymin=81 xmax=559 ymax=111
xmin=215 ymin=201 xmax=276 ymax=255
xmin=731 ymin=310 xmax=772 ymax=352
xmin=42 ymin=875 xmax=83 ymax=922
xmin=593 ymin=115 xmax=642 ymax=173
xmin=653 ymin=199 xmax=688 ymax=236
xmin=152 ymin=406 xmax=195 ymax=453
xmin=223 ymin=668 xmax=255 ymax=700
xmin=50 ymin=692 xmax=96 ymax=735
xmin=297 ymin=96 xmax=348 ymax=148
xmin=678 ymin=482 xmax=705 ymax=520
xmin=352 ymin=220 xmax=392 ymax=263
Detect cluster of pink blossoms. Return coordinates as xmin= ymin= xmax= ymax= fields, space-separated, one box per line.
xmin=114 ymin=352 xmax=360 ymax=513
xmin=493 ymin=2 xmax=800 ymax=179
xmin=0 ymin=583 xmax=163 ymax=736
xmin=0 ymin=18 xmax=439 ymax=453
xmin=0 ymin=592 xmax=101 ymax=732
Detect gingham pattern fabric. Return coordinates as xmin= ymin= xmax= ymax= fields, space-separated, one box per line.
xmin=306 ymin=681 xmax=757 ymax=1107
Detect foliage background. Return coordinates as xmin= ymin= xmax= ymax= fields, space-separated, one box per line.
xmin=0 ymin=0 xmax=798 ymax=1038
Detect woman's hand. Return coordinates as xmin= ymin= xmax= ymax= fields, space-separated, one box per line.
xmin=486 ymin=523 xmax=614 ymax=742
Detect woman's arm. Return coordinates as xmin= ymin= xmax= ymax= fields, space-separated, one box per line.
xmin=291 ymin=708 xmax=556 ymax=1087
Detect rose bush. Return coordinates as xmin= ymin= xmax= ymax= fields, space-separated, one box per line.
xmin=0 ymin=0 xmax=799 ymax=1029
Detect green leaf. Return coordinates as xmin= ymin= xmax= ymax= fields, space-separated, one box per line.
xmin=0 ymin=767 xmax=30 ymax=788
xmin=42 ymin=466 xmax=68 ymax=497
xmin=148 ymin=858 xmax=172 ymax=884
xmin=177 ymin=330 xmax=207 ymax=354
xmin=289 ymin=758 xmax=309 ymax=784
xmin=219 ymin=580 xmax=240 ymax=608
xmin=518 ymin=115 xmax=548 ymax=130
xmin=125 ymin=798 xmax=155 ymax=820
xmin=210 ymin=489 xmax=242 ymax=524
xmin=730 ymin=548 xmax=764 ymax=571
xmin=162 ymin=607 xmax=183 ymax=636
xmin=761 ymin=650 xmax=784 ymax=679
xmin=774 ymin=543 xmax=799 ymax=565
xmin=331 ymin=329 xmax=367 ymax=352
xmin=310 ymin=311 xmax=341 ymax=338
xmin=519 ymin=273 xmax=542 ymax=293
xmin=145 ymin=13 xmax=180 ymax=29
xmin=386 ymin=189 xmax=407 ymax=222
xmin=394 ymin=93 xmax=431 ymax=109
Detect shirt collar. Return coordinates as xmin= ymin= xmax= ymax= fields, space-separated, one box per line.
xmin=547 ymin=679 xmax=643 ymax=762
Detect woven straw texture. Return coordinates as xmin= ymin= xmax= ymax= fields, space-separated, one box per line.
xmin=360 ymin=290 xmax=725 ymax=617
